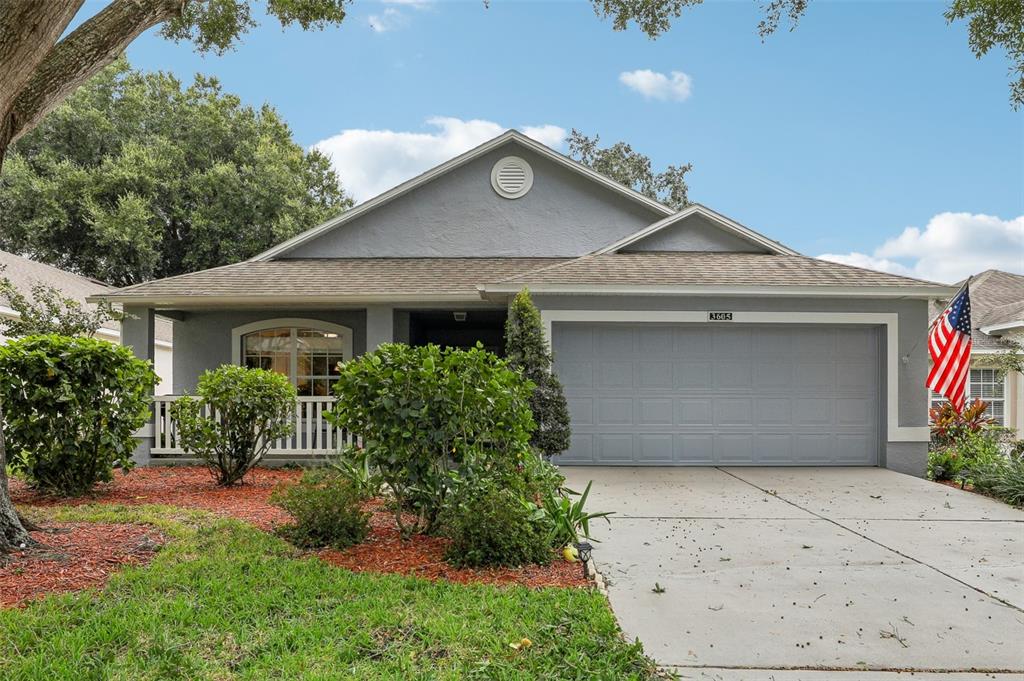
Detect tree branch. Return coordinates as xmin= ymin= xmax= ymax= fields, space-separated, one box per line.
xmin=6 ymin=0 xmax=187 ymax=147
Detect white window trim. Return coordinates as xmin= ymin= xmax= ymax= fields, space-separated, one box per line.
xmin=231 ymin=318 xmax=354 ymax=388
xmin=539 ymin=309 xmax=927 ymax=444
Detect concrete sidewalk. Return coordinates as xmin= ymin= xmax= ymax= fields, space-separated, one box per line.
xmin=561 ymin=467 xmax=1024 ymax=679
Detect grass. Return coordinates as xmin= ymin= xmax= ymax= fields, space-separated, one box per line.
xmin=1 ymin=505 xmax=664 ymax=680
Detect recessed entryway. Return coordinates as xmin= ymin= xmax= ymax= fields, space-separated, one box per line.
xmin=407 ymin=309 xmax=508 ymax=355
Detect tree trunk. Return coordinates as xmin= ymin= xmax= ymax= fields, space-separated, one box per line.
xmin=0 ymin=401 xmax=33 ymax=555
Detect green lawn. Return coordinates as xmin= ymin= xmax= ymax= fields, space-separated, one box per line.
xmin=1 ymin=505 xmax=664 ymax=680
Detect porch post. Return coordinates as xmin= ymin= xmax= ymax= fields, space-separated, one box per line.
xmin=121 ymin=305 xmax=156 ymax=465
xmin=365 ymin=305 xmax=394 ymax=352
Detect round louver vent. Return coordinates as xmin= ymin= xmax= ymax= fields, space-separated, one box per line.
xmin=490 ymin=156 xmax=534 ymax=199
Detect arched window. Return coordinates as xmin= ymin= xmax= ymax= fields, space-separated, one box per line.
xmin=231 ymin=319 xmax=353 ymax=396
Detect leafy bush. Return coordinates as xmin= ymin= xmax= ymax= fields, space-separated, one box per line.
xmin=929 ymin=427 xmax=1009 ymax=482
xmin=270 ymin=473 xmax=370 ymax=549
xmin=442 ymin=482 xmax=551 ymax=568
xmin=930 ymin=399 xmax=996 ymax=447
xmin=329 ymin=445 xmax=383 ymax=500
xmin=0 ymin=335 xmax=156 ymax=496
xmin=327 ymin=343 xmax=535 ymax=537
xmin=171 ymin=365 xmax=296 ymax=486
xmin=504 ymin=289 xmax=571 ymax=458
xmin=528 ymin=480 xmax=613 ymax=548
xmin=968 ymin=456 xmax=1024 ymax=507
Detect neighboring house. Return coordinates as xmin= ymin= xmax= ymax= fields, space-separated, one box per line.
xmin=0 ymin=249 xmax=174 ymax=394
xmin=94 ymin=131 xmax=952 ymax=474
xmin=929 ymin=270 xmax=1024 ymax=433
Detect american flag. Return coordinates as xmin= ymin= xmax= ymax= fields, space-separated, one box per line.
xmin=926 ymin=284 xmax=973 ymax=411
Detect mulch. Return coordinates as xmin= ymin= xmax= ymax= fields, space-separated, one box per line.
xmin=4 ymin=466 xmax=587 ymax=607
xmin=0 ymin=522 xmax=164 ymax=608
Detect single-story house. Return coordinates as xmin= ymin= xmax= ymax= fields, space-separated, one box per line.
xmin=94 ymin=131 xmax=952 ymax=475
xmin=1 ymin=249 xmax=173 ymax=393
xmin=930 ymin=269 xmax=1024 ymax=433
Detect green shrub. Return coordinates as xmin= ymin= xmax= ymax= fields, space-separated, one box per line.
xmin=0 ymin=334 xmax=156 ymax=496
xmin=968 ymin=455 xmax=1024 ymax=507
xmin=270 ymin=473 xmax=370 ymax=549
xmin=171 ymin=365 xmax=296 ymax=486
xmin=442 ymin=482 xmax=551 ymax=568
xmin=329 ymin=445 xmax=383 ymax=500
xmin=327 ymin=343 xmax=535 ymax=537
xmin=928 ymin=428 xmax=1006 ymax=482
xmin=528 ymin=480 xmax=613 ymax=548
xmin=504 ymin=289 xmax=571 ymax=458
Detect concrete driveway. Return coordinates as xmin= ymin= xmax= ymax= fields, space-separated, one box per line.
xmin=561 ymin=467 xmax=1024 ymax=680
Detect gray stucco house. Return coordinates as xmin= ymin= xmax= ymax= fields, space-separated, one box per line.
xmin=95 ymin=130 xmax=952 ymax=475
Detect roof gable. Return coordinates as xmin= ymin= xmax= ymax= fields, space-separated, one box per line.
xmin=593 ymin=204 xmax=798 ymax=256
xmin=253 ymin=130 xmax=673 ymax=261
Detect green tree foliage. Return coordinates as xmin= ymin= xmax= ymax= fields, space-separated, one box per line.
xmin=327 ymin=343 xmax=536 ymax=537
xmin=504 ymin=289 xmax=572 ymax=459
xmin=946 ymin=0 xmax=1024 ymax=109
xmin=566 ymin=129 xmax=691 ymax=210
xmin=0 ymin=267 xmax=123 ymax=338
xmin=171 ymin=365 xmax=297 ymax=486
xmin=0 ymin=335 xmax=157 ymax=496
xmin=591 ymin=0 xmax=1022 ymax=109
xmin=0 ymin=57 xmax=350 ymax=286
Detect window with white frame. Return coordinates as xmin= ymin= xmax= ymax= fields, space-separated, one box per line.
xmin=928 ymin=368 xmax=1005 ymax=425
xmin=240 ymin=324 xmax=351 ymax=396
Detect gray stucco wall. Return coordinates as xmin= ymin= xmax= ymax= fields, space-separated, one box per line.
xmin=532 ymin=294 xmax=930 ymax=475
xmin=172 ymin=309 xmax=367 ymax=393
xmin=284 ymin=141 xmax=665 ymax=258
xmin=623 ymin=214 xmax=768 ymax=253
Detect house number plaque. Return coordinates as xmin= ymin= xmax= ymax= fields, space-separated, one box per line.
xmin=708 ymin=312 xmax=733 ymax=321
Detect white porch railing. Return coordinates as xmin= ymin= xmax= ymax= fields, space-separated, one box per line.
xmin=151 ymin=395 xmax=357 ymax=459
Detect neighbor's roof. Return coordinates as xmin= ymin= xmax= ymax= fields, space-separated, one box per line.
xmin=931 ymin=270 xmax=1024 ymax=351
xmin=480 ymin=252 xmax=949 ymax=297
xmin=1 ymin=249 xmax=172 ymax=343
xmin=94 ymin=258 xmax=572 ymax=304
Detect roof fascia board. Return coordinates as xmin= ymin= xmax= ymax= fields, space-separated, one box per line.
xmin=478 ymin=283 xmax=953 ymax=300
xmin=980 ymin=320 xmax=1024 ymax=335
xmin=250 ymin=130 xmax=674 ymax=262
xmin=592 ymin=204 xmax=799 ymax=256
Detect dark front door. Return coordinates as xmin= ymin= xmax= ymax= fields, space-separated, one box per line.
xmin=408 ymin=310 xmax=508 ymax=356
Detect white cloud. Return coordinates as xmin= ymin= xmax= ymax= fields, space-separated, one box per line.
xmin=818 ymin=212 xmax=1024 ymax=284
xmin=619 ymin=69 xmax=693 ymax=101
xmin=368 ymin=7 xmax=407 ymax=32
xmin=312 ymin=117 xmax=566 ymax=202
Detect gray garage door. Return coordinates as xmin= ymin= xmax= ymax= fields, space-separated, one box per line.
xmin=553 ymin=323 xmax=881 ymax=466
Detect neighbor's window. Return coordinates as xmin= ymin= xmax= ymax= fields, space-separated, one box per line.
xmin=928 ymin=368 xmax=1005 ymax=426
xmin=970 ymin=368 xmax=1005 ymax=426
xmin=242 ymin=327 xmax=346 ymax=396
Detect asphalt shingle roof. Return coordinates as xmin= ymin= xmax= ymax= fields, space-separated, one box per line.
xmin=101 ymin=258 xmax=571 ymax=300
xmin=492 ymin=252 xmax=945 ymax=288
xmin=929 ymin=270 xmax=1024 ymax=351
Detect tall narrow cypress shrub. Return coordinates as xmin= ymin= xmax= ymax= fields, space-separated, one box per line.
xmin=504 ymin=289 xmax=571 ymax=458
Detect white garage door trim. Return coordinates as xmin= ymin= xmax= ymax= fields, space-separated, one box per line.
xmin=540 ymin=310 xmax=928 ymax=444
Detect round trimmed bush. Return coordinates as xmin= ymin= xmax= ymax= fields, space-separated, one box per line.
xmin=442 ymin=481 xmax=551 ymax=568
xmin=0 ymin=334 xmax=157 ymax=496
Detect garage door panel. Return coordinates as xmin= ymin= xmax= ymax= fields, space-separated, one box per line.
xmin=555 ymin=323 xmax=880 ymax=466
xmin=677 ymin=399 xmax=713 ymax=426
xmin=638 ymin=434 xmax=674 ymax=463
xmin=715 ymin=360 xmax=753 ymax=389
xmin=567 ymin=397 xmax=594 ymax=426
xmin=596 ymin=434 xmax=635 ymax=464
xmin=674 ymin=361 xmax=713 ymax=390
xmin=756 ymin=434 xmax=794 ymax=463
xmin=638 ymin=361 xmax=673 ymax=389
xmin=716 ymin=434 xmax=755 ymax=463
xmin=638 ymin=398 xmax=674 ymax=425
xmin=597 ymin=398 xmax=633 ymax=425
xmin=676 ymin=433 xmax=715 ymax=464
xmin=716 ymin=398 xmax=753 ymax=426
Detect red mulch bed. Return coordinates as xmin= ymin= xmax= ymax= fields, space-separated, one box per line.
xmin=8 ymin=466 xmax=588 ymax=600
xmin=0 ymin=523 xmax=164 ymax=608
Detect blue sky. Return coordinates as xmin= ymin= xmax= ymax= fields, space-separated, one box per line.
xmin=119 ymin=0 xmax=1022 ymax=282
